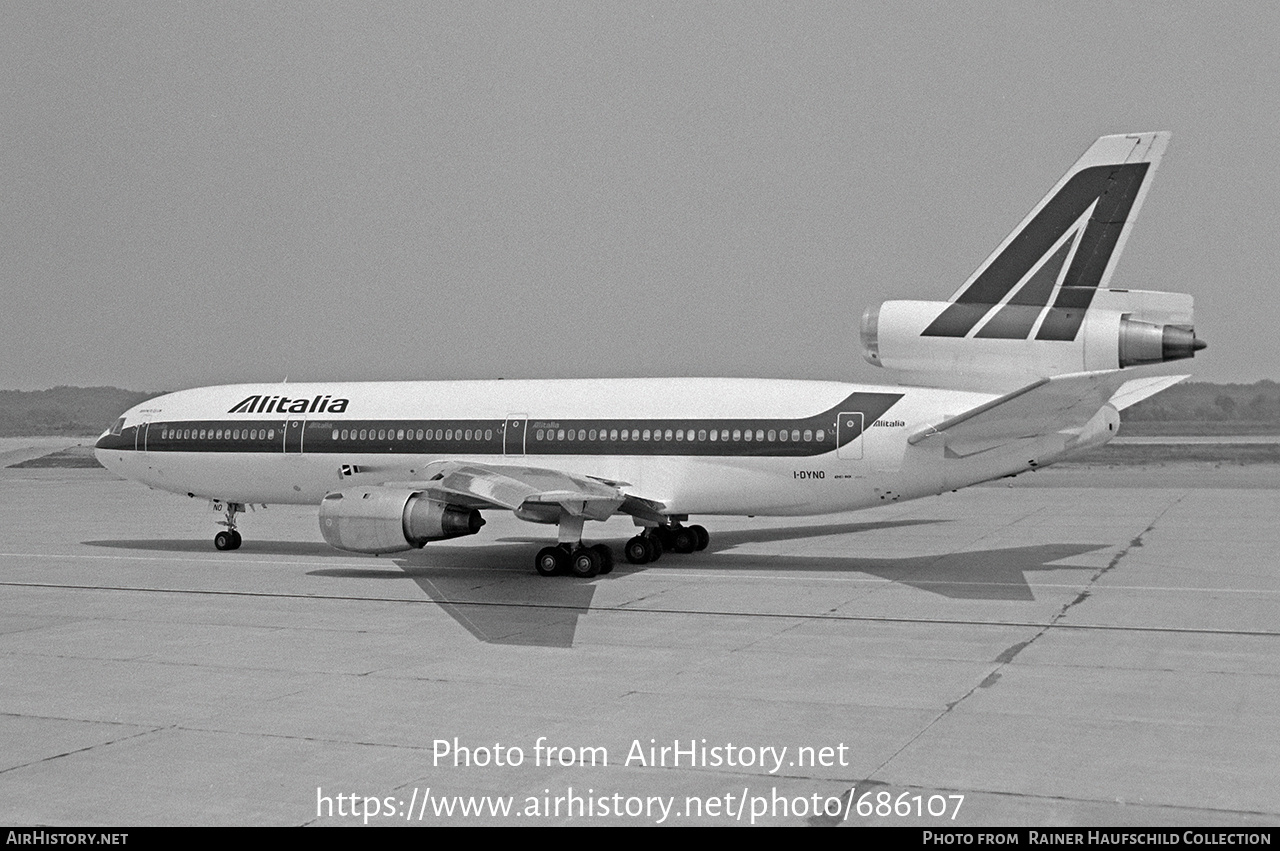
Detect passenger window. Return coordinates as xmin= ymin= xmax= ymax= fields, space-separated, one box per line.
xmin=709 ymin=430 xmax=718 ymax=441
xmin=816 ymin=429 xmax=825 ymax=441
xmin=267 ymin=429 xmax=276 ymax=440
xmin=675 ymin=429 xmax=683 ymax=442
xmin=697 ymin=429 xmax=707 ymax=441
xmin=556 ymin=429 xmax=565 ymax=441
xmin=792 ymin=429 xmax=801 ymax=441
xmin=609 ymin=429 xmax=618 ymax=441
xmin=664 ymin=429 xmax=673 ymax=441
xmin=804 ymin=429 xmax=813 ymax=441
xmin=732 ymin=429 xmax=741 ymax=441
xmin=536 ymin=429 xmax=545 ymax=440
xmin=484 ymin=429 xmax=493 ymax=440
xmin=767 ymin=430 xmax=776 ymax=441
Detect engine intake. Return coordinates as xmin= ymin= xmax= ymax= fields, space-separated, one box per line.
xmin=318 ymin=487 xmax=483 ymax=554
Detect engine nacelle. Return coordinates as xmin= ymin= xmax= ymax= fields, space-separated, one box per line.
xmin=860 ymin=288 xmax=1203 ymax=389
xmin=318 ymin=487 xmax=484 ymax=554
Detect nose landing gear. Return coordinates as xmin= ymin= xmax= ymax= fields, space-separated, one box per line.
xmin=213 ymin=501 xmax=244 ymax=551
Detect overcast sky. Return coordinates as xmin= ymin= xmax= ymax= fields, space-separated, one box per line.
xmin=3 ymin=1 xmax=1277 ymax=391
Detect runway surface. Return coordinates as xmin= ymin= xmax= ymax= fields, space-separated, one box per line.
xmin=1 ymin=449 xmax=1277 ymax=826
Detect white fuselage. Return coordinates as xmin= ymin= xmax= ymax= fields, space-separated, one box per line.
xmin=94 ymin=377 xmax=1085 ymax=518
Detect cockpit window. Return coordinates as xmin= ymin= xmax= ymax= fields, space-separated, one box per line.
xmin=109 ymin=418 xmax=125 ymax=436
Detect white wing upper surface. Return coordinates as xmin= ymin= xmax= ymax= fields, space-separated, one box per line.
xmin=386 ymin=460 xmax=667 ymax=523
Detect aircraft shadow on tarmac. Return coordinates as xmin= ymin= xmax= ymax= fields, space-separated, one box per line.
xmin=302 ymin=519 xmax=1113 ymax=648
xmin=86 ymin=521 xmax=1112 ymax=647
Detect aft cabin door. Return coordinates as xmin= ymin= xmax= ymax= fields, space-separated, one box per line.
xmin=283 ymin=419 xmax=306 ymax=453
xmin=503 ymin=414 xmax=528 ymax=456
xmin=837 ymin=412 xmax=864 ymax=460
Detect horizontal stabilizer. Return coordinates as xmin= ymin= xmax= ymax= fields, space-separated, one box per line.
xmin=1106 ymin=374 xmax=1190 ymax=411
xmin=908 ymin=370 xmax=1133 ymax=449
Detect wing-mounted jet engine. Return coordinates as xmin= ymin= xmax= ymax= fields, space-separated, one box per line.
xmin=318 ymin=487 xmax=484 ymax=554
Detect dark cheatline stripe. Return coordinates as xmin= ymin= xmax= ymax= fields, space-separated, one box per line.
xmin=974 ymin=237 xmax=1073 ymax=339
xmin=96 ymin=391 xmax=905 ymax=459
xmin=923 ymin=162 xmax=1150 ymax=339
xmin=1035 ymin=289 xmax=1093 ymax=341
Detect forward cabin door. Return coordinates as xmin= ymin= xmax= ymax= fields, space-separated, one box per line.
xmin=135 ymin=413 xmax=153 ymax=453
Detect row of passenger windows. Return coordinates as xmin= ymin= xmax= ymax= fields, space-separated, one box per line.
xmin=163 ymin=427 xmax=277 ymax=441
xmin=331 ymin=427 xmax=494 ymax=442
xmin=157 ymin=424 xmax=828 ymax=445
xmin=533 ymin=427 xmax=825 ymax=443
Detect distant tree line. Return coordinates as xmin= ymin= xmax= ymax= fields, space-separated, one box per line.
xmin=1123 ymin=380 xmax=1280 ymax=423
xmin=0 ymin=387 xmax=162 ymax=436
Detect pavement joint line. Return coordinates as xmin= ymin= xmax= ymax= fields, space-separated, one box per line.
xmin=844 ymin=779 xmax=1280 ymax=821
xmin=862 ymin=494 xmax=1193 ymax=784
xmin=3 ymin=581 xmax=1278 ymax=637
xmin=0 ymin=724 xmax=169 ymax=777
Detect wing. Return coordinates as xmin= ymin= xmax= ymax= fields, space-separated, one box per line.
xmin=384 ymin=460 xmax=667 ymax=524
xmin=907 ymin=369 xmax=1156 ymax=455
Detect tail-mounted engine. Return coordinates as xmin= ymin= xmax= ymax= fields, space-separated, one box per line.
xmin=860 ymin=288 xmax=1204 ymax=389
xmin=319 ymin=487 xmax=484 ymax=554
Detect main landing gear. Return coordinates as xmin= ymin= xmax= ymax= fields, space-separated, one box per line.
xmin=213 ymin=501 xmax=244 ymax=551
xmin=528 ymin=515 xmax=713 ymax=578
xmin=534 ymin=543 xmax=615 ymax=578
xmin=532 ymin=512 xmax=615 ymax=578
xmin=624 ymin=523 xmax=708 ymax=565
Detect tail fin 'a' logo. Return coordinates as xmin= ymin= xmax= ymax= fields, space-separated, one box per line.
xmin=923 ymin=133 xmax=1166 ymax=342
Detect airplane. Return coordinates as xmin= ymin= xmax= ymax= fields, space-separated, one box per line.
xmin=95 ymin=132 xmax=1204 ymax=578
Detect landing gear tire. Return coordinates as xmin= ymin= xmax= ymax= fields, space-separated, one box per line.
xmin=570 ymin=547 xmax=602 ymax=578
xmin=671 ymin=526 xmax=697 ymax=554
xmin=214 ymin=530 xmax=241 ymax=551
xmin=535 ymin=546 xmax=567 ymax=577
xmin=647 ymin=532 xmax=663 ymax=561
xmin=591 ymin=544 xmax=614 ymax=575
xmin=690 ymin=524 xmax=709 ymax=551
xmin=625 ymin=536 xmax=653 ymax=565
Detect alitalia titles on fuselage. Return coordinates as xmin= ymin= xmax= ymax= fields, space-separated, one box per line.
xmin=228 ymin=395 xmax=350 ymax=415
